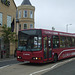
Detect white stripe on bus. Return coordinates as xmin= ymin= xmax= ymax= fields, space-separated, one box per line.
xmin=58 ymin=49 xmax=75 ymax=58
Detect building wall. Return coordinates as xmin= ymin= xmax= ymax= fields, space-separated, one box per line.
xmin=0 ymin=0 xmax=16 ymax=56
xmin=0 ymin=0 xmax=16 ymax=31
xmin=17 ymin=5 xmax=35 ymax=33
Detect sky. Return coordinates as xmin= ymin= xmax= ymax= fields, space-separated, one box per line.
xmin=14 ymin=0 xmax=75 ymax=33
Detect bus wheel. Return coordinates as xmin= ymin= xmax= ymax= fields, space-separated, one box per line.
xmin=53 ymin=54 xmax=58 ymax=63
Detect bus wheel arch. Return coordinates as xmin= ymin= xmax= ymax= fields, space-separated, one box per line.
xmin=53 ymin=53 xmax=58 ymax=63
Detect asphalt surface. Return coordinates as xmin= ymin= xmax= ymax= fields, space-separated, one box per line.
xmin=0 ymin=58 xmax=75 ymax=75
xmin=42 ymin=60 xmax=75 ymax=75
xmin=0 ymin=59 xmax=19 ymax=67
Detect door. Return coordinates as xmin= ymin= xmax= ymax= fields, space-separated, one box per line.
xmin=43 ymin=35 xmax=52 ymax=62
xmin=48 ymin=36 xmax=52 ymax=60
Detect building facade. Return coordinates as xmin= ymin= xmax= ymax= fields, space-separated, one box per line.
xmin=0 ymin=0 xmax=16 ymax=57
xmin=16 ymin=0 xmax=35 ymax=35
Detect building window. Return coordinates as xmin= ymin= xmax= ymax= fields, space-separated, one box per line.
xmin=24 ymin=24 xmax=27 ymax=29
xmin=7 ymin=16 xmax=11 ymax=27
xmin=19 ymin=10 xmax=21 ymax=18
xmin=30 ymin=10 xmax=33 ymax=18
xmin=30 ymin=24 xmax=33 ymax=29
xmin=19 ymin=24 xmax=21 ymax=30
xmin=23 ymin=10 xmax=27 ymax=18
xmin=0 ymin=13 xmax=3 ymax=26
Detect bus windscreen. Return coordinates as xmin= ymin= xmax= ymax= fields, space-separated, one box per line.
xmin=18 ymin=30 xmax=42 ymax=51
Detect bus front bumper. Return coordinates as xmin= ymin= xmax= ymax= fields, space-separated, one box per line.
xmin=17 ymin=58 xmax=43 ymax=63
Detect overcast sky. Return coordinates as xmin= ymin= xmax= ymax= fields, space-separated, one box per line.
xmin=14 ymin=0 xmax=75 ymax=33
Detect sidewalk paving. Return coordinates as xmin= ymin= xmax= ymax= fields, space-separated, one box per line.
xmin=0 ymin=55 xmax=16 ymax=62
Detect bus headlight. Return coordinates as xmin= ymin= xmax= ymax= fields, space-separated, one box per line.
xmin=32 ymin=57 xmax=42 ymax=60
xmin=36 ymin=57 xmax=38 ymax=60
xmin=17 ymin=56 xmax=22 ymax=59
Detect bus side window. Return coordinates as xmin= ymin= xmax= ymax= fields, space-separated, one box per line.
xmin=60 ymin=36 xmax=66 ymax=48
xmin=74 ymin=38 xmax=75 ymax=46
xmin=66 ymin=37 xmax=72 ymax=47
xmin=53 ymin=35 xmax=59 ymax=48
xmin=71 ymin=37 xmax=75 ymax=47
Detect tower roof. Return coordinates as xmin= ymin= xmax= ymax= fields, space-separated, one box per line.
xmin=21 ymin=0 xmax=32 ymax=5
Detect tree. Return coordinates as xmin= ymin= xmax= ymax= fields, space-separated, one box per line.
xmin=1 ymin=25 xmax=17 ymax=58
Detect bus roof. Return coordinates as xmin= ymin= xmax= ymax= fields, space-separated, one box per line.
xmin=19 ymin=29 xmax=75 ymax=37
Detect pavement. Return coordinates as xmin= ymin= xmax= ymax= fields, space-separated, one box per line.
xmin=0 ymin=55 xmax=19 ymax=68
xmin=0 ymin=55 xmax=16 ymax=62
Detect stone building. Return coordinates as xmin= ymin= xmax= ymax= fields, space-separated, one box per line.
xmin=0 ymin=0 xmax=16 ymax=58
xmin=16 ymin=0 xmax=35 ymax=35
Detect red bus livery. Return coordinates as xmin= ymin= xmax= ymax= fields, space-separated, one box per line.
xmin=17 ymin=29 xmax=75 ymax=63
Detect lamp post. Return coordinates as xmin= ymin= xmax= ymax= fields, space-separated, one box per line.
xmin=66 ymin=24 xmax=72 ymax=32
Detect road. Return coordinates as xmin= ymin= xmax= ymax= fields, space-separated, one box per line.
xmin=0 ymin=57 xmax=75 ymax=75
xmin=42 ymin=59 xmax=75 ymax=75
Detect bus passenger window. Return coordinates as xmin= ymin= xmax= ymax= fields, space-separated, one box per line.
xmin=72 ymin=37 xmax=75 ymax=47
xmin=60 ymin=36 xmax=66 ymax=48
xmin=53 ymin=35 xmax=59 ymax=48
xmin=66 ymin=37 xmax=72 ymax=47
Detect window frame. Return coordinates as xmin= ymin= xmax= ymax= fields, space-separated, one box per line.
xmin=30 ymin=10 xmax=33 ymax=18
xmin=19 ymin=10 xmax=21 ymax=18
xmin=23 ymin=10 xmax=27 ymax=18
xmin=60 ymin=36 xmax=66 ymax=48
xmin=23 ymin=23 xmax=27 ymax=29
xmin=19 ymin=24 xmax=21 ymax=30
xmin=7 ymin=15 xmax=11 ymax=27
xmin=53 ymin=35 xmax=59 ymax=49
xmin=30 ymin=24 xmax=33 ymax=29
xmin=0 ymin=12 xmax=3 ymax=26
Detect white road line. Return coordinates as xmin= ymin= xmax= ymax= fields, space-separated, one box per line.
xmin=0 ymin=65 xmax=9 ymax=69
xmin=29 ymin=64 xmax=58 ymax=75
xmin=30 ymin=58 xmax=75 ymax=75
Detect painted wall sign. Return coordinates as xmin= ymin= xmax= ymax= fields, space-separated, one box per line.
xmin=1 ymin=0 xmax=10 ymax=6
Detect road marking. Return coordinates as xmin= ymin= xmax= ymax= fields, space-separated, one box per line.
xmin=29 ymin=64 xmax=58 ymax=75
xmin=0 ymin=65 xmax=9 ymax=69
xmin=30 ymin=58 xmax=75 ymax=75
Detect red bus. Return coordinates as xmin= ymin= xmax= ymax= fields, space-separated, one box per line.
xmin=17 ymin=29 xmax=75 ymax=63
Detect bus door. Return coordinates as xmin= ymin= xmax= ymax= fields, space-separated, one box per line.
xmin=43 ymin=35 xmax=52 ymax=62
xmin=48 ymin=36 xmax=52 ymax=61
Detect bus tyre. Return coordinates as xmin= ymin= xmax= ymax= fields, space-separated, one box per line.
xmin=53 ymin=54 xmax=58 ymax=63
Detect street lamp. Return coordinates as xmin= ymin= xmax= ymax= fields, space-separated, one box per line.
xmin=66 ymin=24 xmax=72 ymax=32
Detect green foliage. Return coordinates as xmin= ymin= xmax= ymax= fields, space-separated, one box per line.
xmin=1 ymin=24 xmax=17 ymax=57
xmin=2 ymin=24 xmax=17 ymax=44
